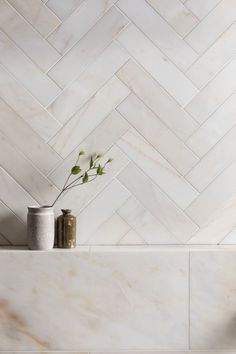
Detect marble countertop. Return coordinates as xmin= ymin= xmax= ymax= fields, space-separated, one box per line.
xmin=1 ymin=245 xmax=236 ymax=252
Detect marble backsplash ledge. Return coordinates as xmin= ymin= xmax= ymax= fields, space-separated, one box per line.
xmin=0 ymin=248 xmax=189 ymax=351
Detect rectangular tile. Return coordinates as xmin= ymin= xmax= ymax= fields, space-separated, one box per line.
xmin=117 ymin=128 xmax=199 ymax=209
xmin=186 ymin=93 xmax=236 ymax=158
xmin=0 ymin=250 xmax=188 ymax=350
xmin=48 ymin=0 xmax=116 ymax=54
xmin=0 ymin=0 xmax=61 ymax=71
xmin=0 ymin=31 xmax=61 ymax=106
xmin=0 ymin=131 xmax=59 ymax=206
xmin=185 ymin=59 xmax=236 ymax=123
xmin=48 ymin=42 xmax=129 ymax=124
xmin=0 ymin=64 xmax=61 ymax=141
xmin=186 ymin=159 xmax=236 ymax=226
xmin=49 ymin=76 xmax=130 ymax=158
xmin=48 ymin=7 xmax=129 ymax=88
xmin=187 ymin=194 xmax=236 ymax=244
xmin=0 ymin=98 xmax=61 ymax=175
xmin=116 ymin=0 xmax=197 ymax=70
xmin=86 ymin=213 xmax=131 ymax=245
xmin=117 ymin=93 xmax=199 ymax=175
xmin=0 ymin=167 xmax=37 ymax=223
xmin=117 ymin=196 xmax=181 ymax=244
xmin=53 ymin=145 xmax=130 ymax=218
xmin=118 ymin=162 xmax=199 ymax=242
xmin=117 ymin=24 xmax=198 ymax=106
xmin=146 ymin=0 xmax=198 ymax=37
xmin=185 ymin=0 xmax=222 ymax=19
xmin=186 ymin=125 xmax=236 ymax=192
xmin=190 ymin=251 xmax=236 ymax=349
xmin=221 ymin=227 xmax=236 ymax=244
xmin=117 ymin=59 xmax=198 ymax=142
xmin=46 ymin=0 xmax=85 ymax=20
xmin=0 ymin=201 xmax=26 ymax=245
xmin=0 ymin=232 xmax=11 ymax=246
xmin=49 ymin=110 xmax=129 ymax=189
xmin=186 ymin=22 xmax=236 ymax=88
xmin=7 ymin=0 xmax=61 ymax=38
xmin=118 ymin=229 xmax=145 ymax=245
xmin=77 ymin=179 xmax=130 ymax=244
xmin=185 ymin=0 xmax=236 ymax=53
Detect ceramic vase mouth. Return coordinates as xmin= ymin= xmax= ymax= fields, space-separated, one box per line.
xmin=28 ymin=205 xmax=54 ymax=211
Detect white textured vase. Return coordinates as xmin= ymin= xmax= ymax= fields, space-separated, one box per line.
xmin=27 ymin=206 xmax=55 ymax=250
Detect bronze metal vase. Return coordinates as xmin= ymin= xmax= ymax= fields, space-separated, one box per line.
xmin=56 ymin=209 xmax=76 ymax=248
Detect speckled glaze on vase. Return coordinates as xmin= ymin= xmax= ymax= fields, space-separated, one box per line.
xmin=56 ymin=209 xmax=76 ymax=248
xmin=27 ymin=206 xmax=55 ymax=250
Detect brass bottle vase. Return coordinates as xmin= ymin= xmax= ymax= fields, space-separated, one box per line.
xmin=56 ymin=209 xmax=76 ymax=248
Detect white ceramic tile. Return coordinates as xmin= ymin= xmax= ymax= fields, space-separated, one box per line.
xmin=48 ymin=7 xmax=129 ymax=88
xmin=0 ymin=64 xmax=61 ymax=141
xmin=0 ymin=31 xmax=61 ymax=106
xmin=186 ymin=125 xmax=236 ymax=192
xmin=117 ymin=196 xmax=181 ymax=244
xmin=49 ymin=76 xmax=130 ymax=158
xmin=220 ymin=227 xmax=236 ymax=244
xmin=185 ymin=0 xmax=222 ymax=19
xmin=116 ymin=0 xmax=197 ymax=70
xmin=117 ymin=24 xmax=198 ymax=106
xmin=146 ymin=0 xmax=199 ymax=37
xmin=186 ymin=159 xmax=236 ymax=226
xmin=49 ymin=110 xmax=129 ymax=189
xmin=185 ymin=59 xmax=236 ymax=124
xmin=87 ymin=213 xmax=131 ymax=245
xmin=0 ymin=232 xmax=11 ymax=245
xmin=190 ymin=251 xmax=236 ymax=349
xmin=7 ymin=0 xmax=61 ymax=38
xmin=0 ymin=0 xmax=61 ymax=71
xmin=117 ymin=59 xmax=198 ymax=142
xmin=185 ymin=0 xmax=236 ymax=53
xmin=46 ymin=0 xmax=85 ymax=20
xmin=117 ymin=93 xmax=199 ymax=175
xmin=119 ymin=229 xmax=146 ymax=245
xmin=0 ymin=98 xmax=61 ymax=175
xmin=48 ymin=42 xmax=129 ymax=124
xmin=0 ymin=250 xmax=188 ymax=349
xmin=0 ymin=200 xmax=26 ymax=245
xmin=0 ymin=131 xmax=59 ymax=205
xmin=53 ymin=145 xmax=130 ymax=218
xmin=0 ymin=167 xmax=37 ymax=223
xmin=78 ymin=179 xmax=130 ymax=244
xmin=186 ymin=93 xmax=236 ymax=158
xmin=48 ymin=0 xmax=116 ymax=54
xmin=188 ymin=194 xmax=236 ymax=244
xmin=186 ymin=22 xmax=236 ymax=88
xmin=117 ymin=128 xmax=198 ymax=209
xmin=118 ymin=162 xmax=199 ymax=242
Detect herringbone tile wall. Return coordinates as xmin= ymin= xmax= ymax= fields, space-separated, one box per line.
xmin=0 ymin=0 xmax=235 ymax=246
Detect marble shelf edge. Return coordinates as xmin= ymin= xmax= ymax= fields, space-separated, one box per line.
xmin=1 ymin=245 xmax=236 ymax=252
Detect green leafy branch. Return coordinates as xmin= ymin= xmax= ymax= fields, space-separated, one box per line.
xmin=50 ymin=151 xmax=113 ymax=207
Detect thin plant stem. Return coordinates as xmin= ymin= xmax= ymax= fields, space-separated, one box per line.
xmin=50 ymin=153 xmax=110 ymax=207
xmin=66 ymin=175 xmax=98 ymax=190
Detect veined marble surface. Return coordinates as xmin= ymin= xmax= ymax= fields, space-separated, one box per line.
xmin=0 ymin=248 xmax=188 ymax=351
xmin=1 ymin=247 xmax=236 ymax=352
xmin=191 ymin=250 xmax=236 ymax=349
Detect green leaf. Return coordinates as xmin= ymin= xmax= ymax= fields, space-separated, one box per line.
xmin=71 ymin=165 xmax=81 ymax=175
xmin=89 ymin=156 xmax=94 ymax=168
xmin=97 ymin=165 xmax=104 ymax=175
xmin=82 ymin=172 xmax=89 ymax=183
